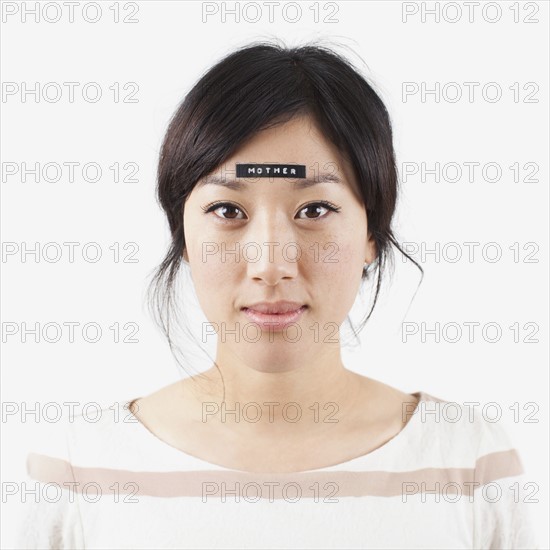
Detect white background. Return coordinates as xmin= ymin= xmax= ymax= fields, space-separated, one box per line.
xmin=1 ymin=1 xmax=548 ymax=547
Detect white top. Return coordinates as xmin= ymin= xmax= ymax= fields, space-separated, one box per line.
xmin=15 ymin=391 xmax=539 ymax=549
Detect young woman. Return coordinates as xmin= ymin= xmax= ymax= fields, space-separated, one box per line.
xmin=17 ymin=41 xmax=538 ymax=549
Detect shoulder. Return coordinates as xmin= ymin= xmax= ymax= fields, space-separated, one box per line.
xmin=26 ymin=397 xmax=141 ymax=482
xmin=413 ymin=391 xmax=524 ymax=476
xmin=25 ymin=417 xmax=73 ymax=487
xmin=16 ymin=403 xmax=136 ymax=550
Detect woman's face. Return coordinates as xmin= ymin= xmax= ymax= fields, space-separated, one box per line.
xmin=183 ymin=114 xmax=377 ymax=371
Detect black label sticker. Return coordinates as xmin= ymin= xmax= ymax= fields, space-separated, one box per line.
xmin=236 ymin=164 xmax=306 ymax=178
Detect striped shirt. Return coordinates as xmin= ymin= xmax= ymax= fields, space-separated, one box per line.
xmin=15 ymin=391 xmax=539 ymax=549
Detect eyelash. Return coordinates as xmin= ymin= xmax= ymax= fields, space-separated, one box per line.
xmin=201 ymin=200 xmax=342 ymax=222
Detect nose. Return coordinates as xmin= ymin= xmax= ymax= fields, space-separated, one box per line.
xmin=244 ymin=214 xmax=299 ymax=286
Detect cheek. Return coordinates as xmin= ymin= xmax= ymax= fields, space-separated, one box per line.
xmin=316 ymin=223 xmax=366 ymax=276
xmin=329 ymin=247 xmax=363 ymax=286
xmin=193 ymin=257 xmax=224 ymax=282
xmin=189 ymin=254 xmax=232 ymax=318
xmin=313 ymin=242 xmax=365 ymax=322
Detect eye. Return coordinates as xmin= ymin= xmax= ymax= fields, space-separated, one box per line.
xmin=201 ymin=200 xmax=341 ymax=222
xmin=296 ymin=201 xmax=341 ymax=220
xmin=201 ymin=202 xmax=246 ymax=220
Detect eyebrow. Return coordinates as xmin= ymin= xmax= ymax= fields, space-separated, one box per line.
xmin=197 ymin=172 xmax=343 ymax=190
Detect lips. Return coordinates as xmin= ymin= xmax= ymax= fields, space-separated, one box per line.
xmin=241 ymin=302 xmax=308 ymax=331
xmin=242 ymin=301 xmax=306 ymax=314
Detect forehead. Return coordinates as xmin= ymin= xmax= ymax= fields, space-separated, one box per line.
xmin=233 ymin=115 xmax=339 ymax=161
xmin=198 ymin=115 xmax=361 ymax=196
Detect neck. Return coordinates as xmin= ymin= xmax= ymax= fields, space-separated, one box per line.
xmin=186 ymin=344 xmax=365 ymax=437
